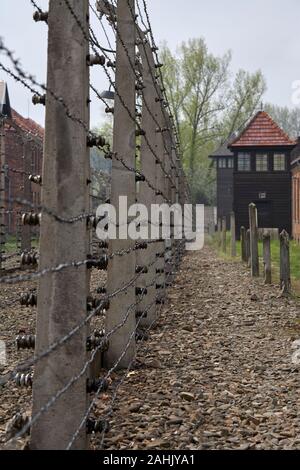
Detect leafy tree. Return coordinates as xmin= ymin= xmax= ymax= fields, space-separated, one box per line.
xmin=265 ymin=103 xmax=300 ymax=139
xmin=160 ymin=39 xmax=266 ymax=204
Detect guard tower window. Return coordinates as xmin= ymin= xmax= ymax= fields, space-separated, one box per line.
xmin=238 ymin=153 xmax=251 ymax=171
xmin=218 ymin=158 xmax=227 ymax=169
xmin=256 ymin=154 xmax=268 ymax=172
xmin=274 ymin=154 xmax=286 ymax=171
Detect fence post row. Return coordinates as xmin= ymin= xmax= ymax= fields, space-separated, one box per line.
xmin=249 ymin=203 xmax=259 ymax=277
xmin=280 ymin=230 xmax=291 ymax=295
xmin=30 ymin=0 xmax=90 ymax=450
xmin=0 ymin=0 xmax=190 ymax=451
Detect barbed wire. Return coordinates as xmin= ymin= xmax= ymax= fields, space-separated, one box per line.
xmin=0 ymin=0 xmax=190 ymax=450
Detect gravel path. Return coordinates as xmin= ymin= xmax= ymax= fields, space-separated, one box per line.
xmin=1 ymin=245 xmax=299 ymax=449
xmin=94 ymin=245 xmax=300 ymax=451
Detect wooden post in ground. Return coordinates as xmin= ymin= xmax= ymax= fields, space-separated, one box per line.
xmin=21 ymin=140 xmax=32 ymax=253
xmin=0 ymin=117 xmax=6 ymax=269
xmin=249 ymin=203 xmax=259 ymax=277
xmin=246 ymin=229 xmax=251 ymax=267
xmin=105 ymin=0 xmax=136 ymax=369
xmin=240 ymin=226 xmax=247 ymax=262
xmin=30 ymin=0 xmax=90 ymax=450
xmin=263 ymin=233 xmax=272 ymax=284
xmin=217 ymin=218 xmax=221 ymax=247
xmin=280 ymin=230 xmax=291 ymax=295
xmin=221 ymin=216 xmax=227 ymax=253
xmin=230 ymin=212 xmax=236 ymax=257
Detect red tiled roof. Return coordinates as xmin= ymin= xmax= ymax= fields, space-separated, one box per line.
xmin=10 ymin=108 xmax=44 ymax=141
xmin=230 ymin=111 xmax=296 ymax=147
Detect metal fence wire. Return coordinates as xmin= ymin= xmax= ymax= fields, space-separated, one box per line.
xmin=0 ymin=0 xmax=191 ymax=450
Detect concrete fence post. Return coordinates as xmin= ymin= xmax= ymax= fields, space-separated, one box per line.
xmin=230 ymin=212 xmax=236 ymax=257
xmin=240 ymin=226 xmax=247 ymax=262
xmin=280 ymin=230 xmax=291 ymax=295
xmin=30 ymin=0 xmax=90 ymax=450
xmin=263 ymin=233 xmax=272 ymax=284
xmin=0 ymin=117 xmax=6 ymax=269
xmin=136 ymin=37 xmax=158 ymax=327
xmin=249 ymin=203 xmax=259 ymax=277
xmin=105 ymin=0 xmax=137 ymax=369
xmin=217 ymin=217 xmax=222 ymax=247
xmin=221 ymin=216 xmax=227 ymax=253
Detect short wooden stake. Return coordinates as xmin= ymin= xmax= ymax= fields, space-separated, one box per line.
xmin=240 ymin=226 xmax=247 ymax=262
xmin=221 ymin=217 xmax=227 ymax=253
xmin=249 ymin=203 xmax=259 ymax=277
xmin=246 ymin=229 xmax=251 ymax=268
xmin=263 ymin=233 xmax=272 ymax=284
xmin=217 ymin=218 xmax=221 ymax=247
xmin=280 ymin=230 xmax=291 ymax=295
xmin=230 ymin=212 xmax=236 ymax=257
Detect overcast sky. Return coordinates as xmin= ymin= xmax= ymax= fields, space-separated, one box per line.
xmin=1 ymin=0 xmax=300 ymax=128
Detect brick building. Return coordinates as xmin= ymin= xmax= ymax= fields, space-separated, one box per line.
xmin=0 ymin=81 xmax=44 ymax=236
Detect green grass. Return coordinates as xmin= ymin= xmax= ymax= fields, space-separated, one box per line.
xmin=210 ymin=232 xmax=300 ymax=296
xmin=3 ymin=236 xmax=39 ymax=254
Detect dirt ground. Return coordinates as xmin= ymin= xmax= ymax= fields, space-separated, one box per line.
xmin=93 ymin=245 xmax=300 ymax=450
xmin=1 ymin=245 xmax=300 ymax=450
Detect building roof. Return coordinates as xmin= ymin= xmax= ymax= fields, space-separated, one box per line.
xmin=229 ymin=111 xmax=296 ymax=148
xmin=10 ymin=108 xmax=44 ymax=141
xmin=210 ymin=140 xmax=234 ymax=158
xmin=0 ymin=81 xmax=12 ymax=118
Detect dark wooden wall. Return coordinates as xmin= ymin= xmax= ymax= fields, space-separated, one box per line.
xmin=232 ymin=148 xmax=292 ymax=238
xmin=217 ymin=168 xmax=233 ymax=228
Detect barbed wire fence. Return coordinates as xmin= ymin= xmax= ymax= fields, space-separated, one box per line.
xmin=0 ymin=0 xmax=191 ymax=450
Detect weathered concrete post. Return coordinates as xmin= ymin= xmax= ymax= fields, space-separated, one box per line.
xmin=240 ymin=226 xmax=247 ymax=262
xmin=21 ymin=140 xmax=32 ymax=253
xmin=136 ymin=37 xmax=157 ymax=327
xmin=105 ymin=0 xmax=137 ymax=368
xmin=230 ymin=212 xmax=236 ymax=257
xmin=217 ymin=217 xmax=222 ymax=247
xmin=0 ymin=117 xmax=6 ymax=269
xmin=280 ymin=230 xmax=291 ymax=295
xmin=221 ymin=216 xmax=227 ymax=253
xmin=30 ymin=0 xmax=90 ymax=450
xmin=246 ymin=229 xmax=251 ymax=267
xmin=263 ymin=233 xmax=272 ymax=284
xmin=249 ymin=203 xmax=259 ymax=277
